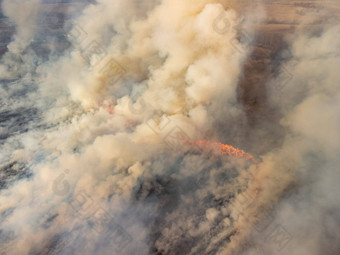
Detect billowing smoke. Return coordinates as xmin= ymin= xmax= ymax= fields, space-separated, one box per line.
xmin=0 ymin=0 xmax=339 ymax=255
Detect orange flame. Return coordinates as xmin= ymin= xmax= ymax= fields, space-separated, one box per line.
xmin=190 ymin=140 xmax=257 ymax=164
xmin=104 ymin=105 xmax=115 ymax=114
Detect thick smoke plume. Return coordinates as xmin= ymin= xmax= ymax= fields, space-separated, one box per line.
xmin=0 ymin=0 xmax=339 ymax=255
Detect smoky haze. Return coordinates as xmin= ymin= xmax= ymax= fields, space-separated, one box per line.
xmin=0 ymin=0 xmax=339 ymax=255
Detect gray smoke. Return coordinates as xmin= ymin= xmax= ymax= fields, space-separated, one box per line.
xmin=0 ymin=0 xmax=339 ymax=255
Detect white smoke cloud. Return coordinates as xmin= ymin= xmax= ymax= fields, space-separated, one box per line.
xmin=0 ymin=0 xmax=339 ymax=255
xmin=0 ymin=0 xmax=254 ymax=254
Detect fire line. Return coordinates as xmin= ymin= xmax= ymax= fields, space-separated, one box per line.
xmin=190 ymin=140 xmax=258 ymax=164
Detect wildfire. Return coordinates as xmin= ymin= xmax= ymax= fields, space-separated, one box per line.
xmin=190 ymin=140 xmax=258 ymax=164
xmin=104 ymin=105 xmax=115 ymax=114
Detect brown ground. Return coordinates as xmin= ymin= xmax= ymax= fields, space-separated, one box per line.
xmin=235 ymin=0 xmax=339 ymax=114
